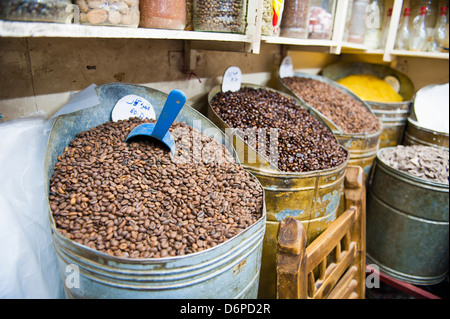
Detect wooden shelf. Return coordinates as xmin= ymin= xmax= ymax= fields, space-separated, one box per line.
xmin=0 ymin=20 xmax=252 ymax=42
xmin=390 ymin=49 xmax=449 ymax=60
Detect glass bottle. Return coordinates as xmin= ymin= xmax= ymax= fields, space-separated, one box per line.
xmin=193 ymin=0 xmax=248 ymax=34
xmin=364 ymin=0 xmax=383 ymax=49
xmin=308 ymin=0 xmax=336 ymax=40
xmin=433 ymin=6 xmax=449 ymax=52
xmin=409 ymin=6 xmax=428 ymax=51
xmin=280 ymin=0 xmax=311 ymax=38
xmin=347 ymin=0 xmax=370 ymax=44
xmin=396 ymin=7 xmax=411 ymax=50
xmin=380 ymin=8 xmax=392 ymax=48
xmin=0 ymin=0 xmax=72 ymax=23
xmin=140 ymin=0 xmax=186 ymax=30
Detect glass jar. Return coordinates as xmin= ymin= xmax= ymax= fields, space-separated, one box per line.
xmin=280 ymin=0 xmax=310 ymax=38
xmin=308 ymin=0 xmax=336 ymax=40
xmin=140 ymin=0 xmax=186 ymax=30
xmin=76 ymin=0 xmax=139 ymax=27
xmin=346 ymin=0 xmax=370 ymax=43
xmin=193 ymin=0 xmax=247 ymax=34
xmin=261 ymin=0 xmax=274 ymax=36
xmin=185 ymin=0 xmax=194 ymax=31
xmin=0 ymin=0 xmax=72 ymax=23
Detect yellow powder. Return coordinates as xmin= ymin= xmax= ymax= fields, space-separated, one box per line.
xmin=337 ymin=74 xmax=403 ymax=103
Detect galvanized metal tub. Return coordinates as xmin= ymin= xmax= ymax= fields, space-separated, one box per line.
xmin=366 ymin=147 xmax=449 ymax=285
xmin=278 ymin=72 xmax=381 ymax=180
xmin=404 ymin=118 xmax=449 ymax=149
xmin=207 ymin=84 xmax=349 ymax=299
xmin=44 ymin=83 xmax=266 ymax=299
xmin=321 ymin=62 xmax=415 ymax=149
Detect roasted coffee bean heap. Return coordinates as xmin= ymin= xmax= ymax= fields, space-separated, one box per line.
xmin=210 ymin=87 xmax=347 ymax=172
xmin=49 ymin=118 xmax=264 ymax=259
xmin=282 ymin=77 xmax=381 ymax=134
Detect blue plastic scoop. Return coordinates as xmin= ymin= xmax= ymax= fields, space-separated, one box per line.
xmin=125 ymin=89 xmax=187 ymax=155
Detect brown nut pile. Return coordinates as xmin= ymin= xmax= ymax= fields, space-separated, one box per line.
xmin=210 ymin=87 xmax=348 ymax=172
xmin=282 ymin=77 xmax=381 ymax=134
xmin=379 ymin=145 xmax=449 ymax=184
xmin=49 ymin=118 xmax=264 ymax=259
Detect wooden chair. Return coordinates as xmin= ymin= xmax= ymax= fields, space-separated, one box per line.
xmin=276 ymin=165 xmax=366 ymax=299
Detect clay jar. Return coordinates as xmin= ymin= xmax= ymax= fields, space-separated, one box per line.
xmin=139 ymin=0 xmax=186 ymax=30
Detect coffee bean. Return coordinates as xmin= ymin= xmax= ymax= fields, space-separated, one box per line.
xmin=49 ymin=118 xmax=264 ymax=258
xmin=282 ymin=77 xmax=381 ymax=134
xmin=210 ymin=87 xmax=347 ymax=172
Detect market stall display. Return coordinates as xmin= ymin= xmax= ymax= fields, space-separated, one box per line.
xmin=207 ymin=81 xmax=349 ymax=299
xmin=45 ymin=83 xmax=266 ymax=298
xmin=193 ymin=0 xmax=247 ymax=34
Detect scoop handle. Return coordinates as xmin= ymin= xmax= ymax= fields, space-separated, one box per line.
xmin=152 ymin=89 xmax=186 ymax=140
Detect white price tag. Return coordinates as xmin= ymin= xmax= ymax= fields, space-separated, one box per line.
xmin=279 ymin=56 xmax=294 ymax=78
xmin=222 ymin=66 xmax=242 ymax=92
xmin=111 ymin=95 xmax=156 ymax=122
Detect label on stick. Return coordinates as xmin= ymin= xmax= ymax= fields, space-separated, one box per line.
xmin=222 ymin=66 xmax=242 ymax=92
xmin=111 ymin=95 xmax=156 ymax=122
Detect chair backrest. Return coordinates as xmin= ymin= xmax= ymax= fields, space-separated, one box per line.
xmin=276 ymin=165 xmax=366 ymax=299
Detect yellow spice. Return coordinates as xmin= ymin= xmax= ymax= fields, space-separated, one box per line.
xmin=337 ymin=74 xmax=403 ymax=103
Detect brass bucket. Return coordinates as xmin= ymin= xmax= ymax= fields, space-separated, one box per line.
xmin=207 ymin=84 xmax=349 ymax=299
xmin=278 ymin=72 xmax=381 ymax=180
xmin=321 ymin=62 xmax=415 ymax=150
xmin=367 ymin=147 xmax=449 ymax=285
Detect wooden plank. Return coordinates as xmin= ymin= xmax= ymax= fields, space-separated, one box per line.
xmin=327 ymin=266 xmax=358 ymax=299
xmin=276 ymin=218 xmax=308 ymax=299
xmin=306 ymin=207 xmax=357 ymax=273
xmin=313 ymin=242 xmax=357 ymax=299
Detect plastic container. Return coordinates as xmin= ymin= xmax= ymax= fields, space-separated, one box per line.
xmin=0 ymin=0 xmax=72 ymax=23
xmin=280 ymin=0 xmax=310 ymax=38
xmin=261 ymin=0 xmax=274 ymax=36
xmin=139 ymin=0 xmax=186 ymax=30
xmin=308 ymin=0 xmax=335 ymax=40
xmin=76 ymin=0 xmax=139 ymax=27
xmin=193 ymin=0 xmax=247 ymax=34
xmin=346 ymin=0 xmax=370 ymax=44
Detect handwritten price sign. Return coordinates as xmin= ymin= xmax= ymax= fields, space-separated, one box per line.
xmin=111 ymin=95 xmax=156 ymax=122
xmin=222 ymin=66 xmax=242 ymax=93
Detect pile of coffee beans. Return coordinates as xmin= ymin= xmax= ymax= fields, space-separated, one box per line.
xmin=193 ymin=0 xmax=246 ymax=33
xmin=379 ymin=145 xmax=449 ymax=184
xmin=282 ymin=77 xmax=381 ymax=134
xmin=49 ymin=118 xmax=264 ymax=258
xmin=210 ymin=87 xmax=348 ymax=172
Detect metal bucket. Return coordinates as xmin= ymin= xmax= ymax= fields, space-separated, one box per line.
xmin=321 ymin=62 xmax=415 ymax=149
xmin=366 ymin=147 xmax=449 ymax=285
xmin=207 ymin=84 xmax=349 ymax=299
xmin=44 ymin=83 xmax=267 ymax=299
xmin=404 ymin=118 xmax=449 ymax=149
xmin=278 ymin=72 xmax=381 ymax=180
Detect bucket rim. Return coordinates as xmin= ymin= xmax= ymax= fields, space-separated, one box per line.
xmin=376 ymin=146 xmax=449 ymax=189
